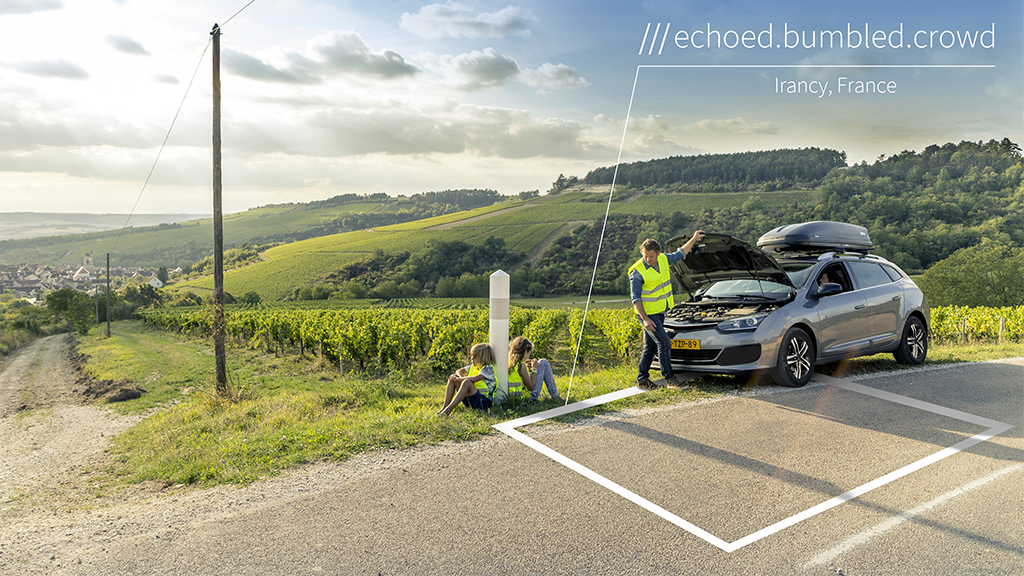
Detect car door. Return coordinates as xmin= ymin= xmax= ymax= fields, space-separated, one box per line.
xmin=847 ymin=260 xmax=903 ymax=348
xmin=810 ymin=263 xmax=869 ymax=357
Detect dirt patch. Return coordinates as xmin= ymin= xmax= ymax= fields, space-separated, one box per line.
xmin=68 ymin=342 xmax=146 ymax=404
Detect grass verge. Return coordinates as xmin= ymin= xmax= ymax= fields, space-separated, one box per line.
xmin=78 ymin=322 xmax=1023 ymax=488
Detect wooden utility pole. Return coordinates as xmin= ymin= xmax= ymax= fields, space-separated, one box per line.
xmin=211 ymin=23 xmax=228 ymax=395
xmin=105 ymin=253 xmax=111 ymax=338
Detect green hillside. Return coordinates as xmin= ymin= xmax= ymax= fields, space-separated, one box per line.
xmin=171 ymin=188 xmax=816 ymax=301
xmin=0 ymin=189 xmax=505 ymax=269
xmin=174 ymin=139 xmax=1022 ymax=303
xmin=0 ymin=202 xmax=383 ymax=268
xmin=6 ymin=141 xmax=1020 ymax=305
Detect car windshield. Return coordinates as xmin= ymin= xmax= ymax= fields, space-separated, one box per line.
xmin=780 ymin=262 xmax=817 ymax=288
xmin=696 ymin=279 xmax=792 ymax=300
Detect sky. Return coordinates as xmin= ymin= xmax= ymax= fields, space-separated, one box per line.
xmin=1 ymin=0 xmax=1022 ymax=215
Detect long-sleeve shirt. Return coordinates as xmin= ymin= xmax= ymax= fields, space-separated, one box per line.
xmin=629 ymin=248 xmax=688 ymax=304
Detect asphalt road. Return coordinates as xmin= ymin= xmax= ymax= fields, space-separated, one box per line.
xmin=61 ymin=359 xmax=1023 ymax=576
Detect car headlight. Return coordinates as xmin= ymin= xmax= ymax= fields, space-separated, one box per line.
xmin=717 ymin=314 xmax=768 ymax=332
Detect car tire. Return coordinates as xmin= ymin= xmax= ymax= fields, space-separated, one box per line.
xmin=773 ymin=327 xmax=814 ymax=387
xmin=893 ymin=316 xmax=927 ymax=365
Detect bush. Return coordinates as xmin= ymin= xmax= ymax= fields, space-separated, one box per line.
xmin=917 ymin=241 xmax=1024 ymax=307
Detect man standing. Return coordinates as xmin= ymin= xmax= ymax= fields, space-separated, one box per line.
xmin=628 ymin=230 xmax=705 ymax=389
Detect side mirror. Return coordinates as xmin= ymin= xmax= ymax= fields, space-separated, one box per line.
xmin=812 ymin=282 xmax=842 ymax=298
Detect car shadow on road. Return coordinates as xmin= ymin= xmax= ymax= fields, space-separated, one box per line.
xmin=588 ymin=370 xmax=1022 ymax=555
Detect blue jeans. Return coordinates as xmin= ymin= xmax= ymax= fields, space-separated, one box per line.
xmin=528 ymin=358 xmax=560 ymax=401
xmin=637 ymin=312 xmax=673 ymax=381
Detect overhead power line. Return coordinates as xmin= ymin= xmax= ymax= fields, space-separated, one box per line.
xmin=111 ymin=0 xmax=260 ymax=251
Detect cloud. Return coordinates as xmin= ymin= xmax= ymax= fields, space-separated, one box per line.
xmin=793 ymin=50 xmax=888 ymax=80
xmin=464 ymin=112 xmax=597 ymax=159
xmin=419 ymin=49 xmax=588 ymax=93
xmin=629 ymin=133 xmax=699 ymax=156
xmin=215 ymin=102 xmax=602 ymax=160
xmin=311 ymin=31 xmax=418 ymax=78
xmin=4 ymin=59 xmax=88 ymax=79
xmin=0 ymin=113 xmax=157 ymax=151
xmin=0 ymin=0 xmax=63 ymax=15
xmin=594 ymin=113 xmax=670 ymax=132
xmin=985 ymin=75 xmax=1023 ymax=102
xmin=223 ymin=32 xmax=417 ymax=84
xmin=105 ymin=33 xmax=151 ymax=56
xmin=400 ymin=1 xmax=535 ymax=39
xmin=690 ymin=117 xmax=778 ymax=134
xmin=224 ymin=48 xmax=320 ymax=84
xmin=154 ymin=74 xmax=179 ymax=84
xmin=593 ymin=113 xmax=696 ymax=157
xmin=443 ymin=48 xmax=520 ymax=91
xmin=520 ymin=63 xmax=590 ymax=91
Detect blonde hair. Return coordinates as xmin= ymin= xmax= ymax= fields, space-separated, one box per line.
xmin=470 ymin=343 xmax=494 ymax=366
xmin=508 ymin=336 xmax=533 ymax=371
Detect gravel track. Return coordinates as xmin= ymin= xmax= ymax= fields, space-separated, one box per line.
xmin=0 ymin=334 xmax=500 ymax=574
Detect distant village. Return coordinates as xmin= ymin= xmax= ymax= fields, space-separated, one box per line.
xmin=0 ymin=252 xmax=179 ymax=303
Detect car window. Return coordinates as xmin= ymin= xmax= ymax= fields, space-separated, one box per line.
xmin=781 ymin=262 xmax=816 ymax=288
xmin=881 ymin=264 xmax=903 ymax=281
xmin=848 ymin=261 xmax=893 ymax=289
xmin=816 ymin=263 xmax=851 ymax=292
xmin=701 ymin=279 xmax=793 ymax=298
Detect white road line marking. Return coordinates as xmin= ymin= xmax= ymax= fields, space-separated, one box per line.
xmin=494 ymin=374 xmax=1016 ymax=552
xmin=803 ymin=463 xmax=1024 ymax=568
xmin=815 ymin=374 xmax=1008 ymax=428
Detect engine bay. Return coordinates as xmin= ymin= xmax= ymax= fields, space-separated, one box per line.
xmin=664 ymin=302 xmax=783 ymax=326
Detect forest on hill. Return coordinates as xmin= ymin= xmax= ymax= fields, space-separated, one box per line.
xmin=247 ymin=189 xmax=523 ymax=246
xmin=581 ymin=147 xmax=849 ymax=192
xmin=515 ymin=138 xmax=1022 ymax=297
xmin=284 ymin=139 xmax=1021 ymax=301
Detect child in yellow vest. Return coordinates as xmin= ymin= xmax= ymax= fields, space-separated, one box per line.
xmin=437 ymin=343 xmax=496 ymax=416
xmin=507 ymin=336 xmax=562 ymax=403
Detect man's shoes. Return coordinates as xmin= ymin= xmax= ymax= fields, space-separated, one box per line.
xmin=664 ymin=376 xmax=689 ymax=390
xmin=637 ymin=378 xmax=657 ymax=390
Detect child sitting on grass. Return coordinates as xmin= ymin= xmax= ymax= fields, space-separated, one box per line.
xmin=437 ymin=343 xmax=496 ymax=417
xmin=508 ymin=336 xmax=562 ymax=403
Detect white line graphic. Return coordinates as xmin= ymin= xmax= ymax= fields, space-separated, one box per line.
xmin=493 ymin=376 xmax=1016 ymax=552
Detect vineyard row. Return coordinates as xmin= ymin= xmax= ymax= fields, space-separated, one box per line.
xmin=137 ymin=305 xmax=1024 ymax=373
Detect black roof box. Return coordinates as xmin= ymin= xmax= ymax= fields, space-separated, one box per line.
xmin=756 ymin=221 xmax=872 ymax=253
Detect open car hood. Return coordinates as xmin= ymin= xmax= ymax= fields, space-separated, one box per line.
xmin=664 ymin=233 xmax=793 ymax=295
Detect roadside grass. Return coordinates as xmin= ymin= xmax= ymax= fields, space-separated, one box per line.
xmin=78 ymin=321 xmax=213 ymax=414
xmin=79 ymin=322 xmax=1023 ymax=488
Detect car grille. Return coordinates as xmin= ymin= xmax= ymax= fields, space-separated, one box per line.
xmin=669 ymin=344 xmax=762 ymax=366
xmin=670 ymin=349 xmax=720 ymax=363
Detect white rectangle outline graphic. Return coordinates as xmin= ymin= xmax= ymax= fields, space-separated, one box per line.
xmin=492 ymin=374 xmax=1015 ymax=552
xmin=493 ymin=62 xmax=1013 ymax=551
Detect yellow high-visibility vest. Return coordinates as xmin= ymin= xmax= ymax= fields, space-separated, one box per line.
xmin=467 ymin=364 xmax=493 ymax=393
xmin=507 ymin=362 xmax=525 ymax=396
xmin=629 ymin=253 xmax=675 ymax=315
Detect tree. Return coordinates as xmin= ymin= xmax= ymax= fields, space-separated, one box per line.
xmin=157 ymin=266 xmax=170 ymax=284
xmin=916 ymin=241 xmax=1024 ymax=307
xmin=238 ymin=291 xmax=261 ymax=305
xmin=45 ymin=288 xmax=93 ymax=334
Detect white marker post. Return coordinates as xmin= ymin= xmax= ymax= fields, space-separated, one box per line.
xmin=489 ymin=270 xmax=510 ymax=404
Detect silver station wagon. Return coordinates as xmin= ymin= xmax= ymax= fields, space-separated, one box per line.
xmin=657 ymin=221 xmax=929 ymax=387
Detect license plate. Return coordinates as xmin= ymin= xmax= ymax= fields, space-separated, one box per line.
xmin=671 ymin=339 xmax=700 ymax=350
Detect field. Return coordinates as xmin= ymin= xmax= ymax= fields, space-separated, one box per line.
xmin=169 ymin=188 xmax=818 ymax=302
xmin=0 ymin=201 xmax=386 ymax=268
xmin=137 ymin=302 xmax=1024 ymax=383
xmin=80 ymin=310 xmax=1024 ymax=487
